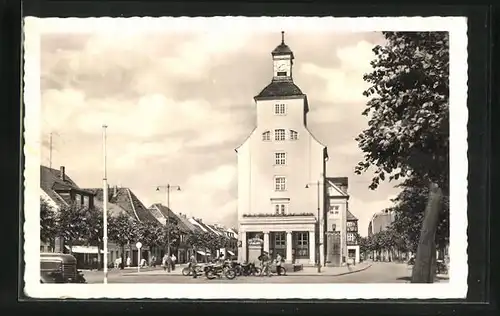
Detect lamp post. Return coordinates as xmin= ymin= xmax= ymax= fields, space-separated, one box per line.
xmin=102 ymin=125 xmax=109 ymax=284
xmin=156 ymin=184 xmax=181 ymax=261
xmin=306 ymin=180 xmax=323 ymax=273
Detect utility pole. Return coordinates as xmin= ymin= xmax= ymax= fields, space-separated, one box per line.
xmin=102 ymin=125 xmax=109 ymax=284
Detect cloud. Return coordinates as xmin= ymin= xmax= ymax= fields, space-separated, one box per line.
xmin=38 ymin=24 xmax=398 ymax=230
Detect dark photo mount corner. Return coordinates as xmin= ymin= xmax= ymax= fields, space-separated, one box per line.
xmin=0 ymin=1 xmax=493 ymax=316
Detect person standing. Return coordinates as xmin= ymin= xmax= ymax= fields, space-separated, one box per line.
xmin=162 ymin=254 xmax=168 ymax=271
xmin=126 ymin=256 xmax=131 ymax=268
xmin=189 ymin=255 xmax=198 ymax=279
xmin=171 ymin=253 xmax=177 ymax=271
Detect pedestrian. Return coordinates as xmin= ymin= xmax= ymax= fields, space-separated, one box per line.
xmin=275 ymin=253 xmax=283 ymax=275
xmin=189 ymin=255 xmax=198 ymax=278
xmin=92 ymin=257 xmax=98 ymax=271
xmin=259 ymin=252 xmax=271 ymax=277
xmin=140 ymin=257 xmax=147 ymax=268
xmin=151 ymin=255 xmax=156 ymax=268
xmin=171 ymin=254 xmax=177 ymax=271
xmin=126 ymin=256 xmax=131 ymax=268
xmin=162 ymin=254 xmax=168 ymax=271
xmin=347 ymin=257 xmax=353 ymax=271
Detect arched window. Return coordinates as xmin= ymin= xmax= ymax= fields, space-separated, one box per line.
xmin=262 ymin=131 xmax=270 ymax=141
xmin=290 ymin=130 xmax=298 ymax=140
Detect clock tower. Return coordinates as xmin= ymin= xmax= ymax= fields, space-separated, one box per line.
xmin=236 ymin=31 xmax=330 ymax=267
xmin=272 ymin=31 xmax=294 ymax=80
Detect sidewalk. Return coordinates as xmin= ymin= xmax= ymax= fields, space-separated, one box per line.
xmin=126 ymin=265 xmax=187 ymax=276
xmin=292 ymin=262 xmax=372 ymax=276
xmin=125 ymin=263 xmax=372 ymax=277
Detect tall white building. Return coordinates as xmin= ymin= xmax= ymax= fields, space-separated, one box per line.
xmin=236 ymin=32 xmax=329 ymax=266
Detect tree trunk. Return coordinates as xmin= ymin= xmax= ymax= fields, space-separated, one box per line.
xmin=121 ymin=245 xmax=125 ymax=269
xmin=411 ymin=183 xmax=442 ymax=283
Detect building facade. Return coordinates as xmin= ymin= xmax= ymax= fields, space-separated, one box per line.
xmin=236 ymin=33 xmax=328 ymax=266
xmin=324 ymin=177 xmax=348 ymax=266
xmin=368 ymin=210 xmax=395 ymax=236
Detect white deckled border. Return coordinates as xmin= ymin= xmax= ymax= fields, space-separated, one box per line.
xmin=23 ymin=16 xmax=468 ymax=299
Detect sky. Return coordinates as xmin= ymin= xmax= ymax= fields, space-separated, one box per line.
xmin=40 ymin=26 xmax=400 ymax=235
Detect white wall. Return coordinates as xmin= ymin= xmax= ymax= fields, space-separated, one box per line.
xmin=237 ymin=96 xmax=325 ymax=219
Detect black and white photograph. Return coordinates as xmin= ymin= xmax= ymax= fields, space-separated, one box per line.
xmin=23 ymin=16 xmax=468 ymax=299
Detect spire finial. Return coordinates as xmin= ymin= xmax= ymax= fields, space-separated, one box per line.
xmin=281 ymin=31 xmax=285 ymax=44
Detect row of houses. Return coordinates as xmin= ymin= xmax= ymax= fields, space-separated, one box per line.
xmin=40 ymin=165 xmax=238 ymax=268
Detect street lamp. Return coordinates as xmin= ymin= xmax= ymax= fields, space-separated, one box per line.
xmin=306 ymin=180 xmax=323 ymax=273
xmin=102 ymin=125 xmax=109 ymax=284
xmin=156 ymin=184 xmax=181 ymax=261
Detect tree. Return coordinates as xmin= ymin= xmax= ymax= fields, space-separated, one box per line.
xmin=40 ymin=198 xmax=58 ymax=245
xmin=108 ymin=213 xmax=137 ymax=268
xmin=356 ymin=32 xmax=449 ymax=283
xmin=55 ymin=201 xmax=95 ymax=253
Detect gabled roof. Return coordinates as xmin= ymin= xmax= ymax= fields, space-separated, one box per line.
xmin=150 ymin=204 xmax=191 ymax=233
xmin=188 ymin=218 xmax=208 ymax=233
xmin=346 ymin=210 xmax=358 ymax=221
xmin=84 ymin=187 xmax=157 ymax=223
xmin=40 ymin=165 xmax=92 ymax=208
xmin=326 ymin=177 xmax=349 ymax=197
xmin=176 ymin=213 xmax=200 ymax=233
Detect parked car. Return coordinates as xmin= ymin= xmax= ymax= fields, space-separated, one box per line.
xmin=40 ymin=253 xmax=86 ymax=283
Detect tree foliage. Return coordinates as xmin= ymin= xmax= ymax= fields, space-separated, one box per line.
xmin=108 ymin=213 xmax=138 ymax=248
xmin=40 ymin=198 xmax=57 ymax=244
xmin=356 ymin=31 xmax=449 ymax=192
xmin=55 ymin=201 xmax=96 ymax=248
xmin=357 ymin=32 xmax=450 ymax=282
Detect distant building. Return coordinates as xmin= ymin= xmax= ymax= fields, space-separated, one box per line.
xmin=85 ymin=185 xmax=158 ymax=266
xmin=368 ymin=210 xmax=395 ymax=236
xmin=149 ymin=203 xmax=191 ymax=264
xmin=40 ymin=165 xmax=109 ymax=269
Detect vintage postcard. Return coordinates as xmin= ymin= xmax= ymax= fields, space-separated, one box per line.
xmin=23 ymin=16 xmax=468 ymax=299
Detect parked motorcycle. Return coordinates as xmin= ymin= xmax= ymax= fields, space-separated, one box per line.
xmin=204 ymin=262 xmax=237 ymax=280
xmin=182 ymin=263 xmax=204 ymax=276
xmin=236 ymin=262 xmax=261 ymax=276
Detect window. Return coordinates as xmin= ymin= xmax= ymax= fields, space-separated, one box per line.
xmin=274 ymin=103 xmax=286 ymax=115
xmin=275 ymin=152 xmax=286 ymax=165
xmin=274 ymin=203 xmax=287 ymax=215
xmin=329 ymin=205 xmax=340 ymax=215
xmin=347 ymin=232 xmax=356 ymax=243
xmin=275 ymin=232 xmax=286 ymax=247
xmin=290 ymin=130 xmax=298 ymax=140
xmin=262 ymin=131 xmax=270 ymax=141
xmin=277 ymin=71 xmax=287 ymax=76
xmin=275 ymin=129 xmax=285 ymax=141
xmin=274 ymin=176 xmax=286 ymax=191
xmin=296 ymin=232 xmax=309 ymax=257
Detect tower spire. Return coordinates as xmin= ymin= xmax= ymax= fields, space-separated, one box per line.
xmin=281 ymin=31 xmax=285 ymax=44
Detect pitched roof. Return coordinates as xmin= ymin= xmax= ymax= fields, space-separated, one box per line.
xmin=84 ymin=187 xmax=157 ymax=223
xmin=326 ymin=177 xmax=349 ymax=196
xmin=150 ymin=204 xmax=191 ymax=233
xmin=175 ymin=213 xmax=199 ymax=232
xmin=346 ymin=210 xmax=358 ymax=221
xmin=254 ymin=80 xmax=304 ymax=100
xmin=40 ymin=165 xmax=91 ymax=208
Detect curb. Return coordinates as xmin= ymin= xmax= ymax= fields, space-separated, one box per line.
xmin=289 ymin=263 xmax=372 ymax=277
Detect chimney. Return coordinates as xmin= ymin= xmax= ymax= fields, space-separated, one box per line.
xmin=60 ymin=166 xmax=65 ymax=181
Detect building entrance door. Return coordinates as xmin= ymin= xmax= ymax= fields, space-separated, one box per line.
xmin=326 ymin=232 xmax=341 ymax=266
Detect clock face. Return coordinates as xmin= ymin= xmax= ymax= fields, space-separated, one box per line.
xmin=274 ymin=60 xmax=288 ymax=73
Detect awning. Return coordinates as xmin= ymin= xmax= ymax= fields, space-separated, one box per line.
xmin=64 ymin=245 xmax=109 ymax=254
xmin=227 ymin=250 xmax=235 ymax=256
xmin=196 ymin=251 xmax=206 ymax=256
